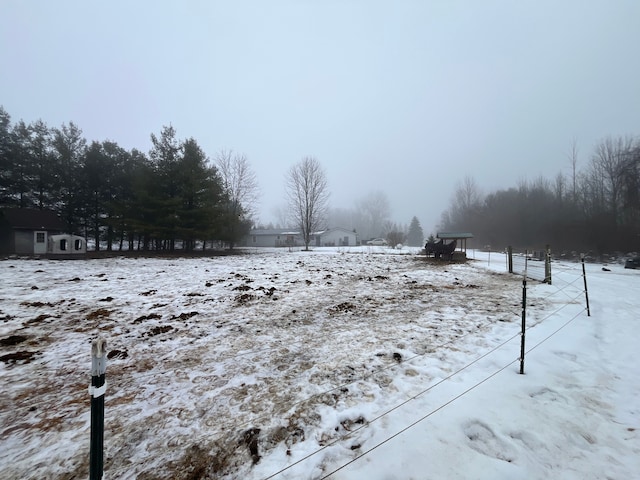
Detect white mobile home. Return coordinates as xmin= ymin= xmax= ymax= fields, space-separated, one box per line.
xmin=313 ymin=227 xmax=358 ymax=247
xmin=244 ymin=229 xmax=301 ymax=247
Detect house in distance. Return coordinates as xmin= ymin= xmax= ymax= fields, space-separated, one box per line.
xmin=0 ymin=208 xmax=86 ymax=257
xmin=243 ymin=227 xmax=358 ymax=248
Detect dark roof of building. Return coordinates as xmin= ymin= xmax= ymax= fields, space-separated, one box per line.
xmin=437 ymin=232 xmax=474 ymax=239
xmin=322 ymin=227 xmax=357 ymax=235
xmin=0 ymin=208 xmax=67 ymax=231
xmin=249 ymin=229 xmax=300 ymax=236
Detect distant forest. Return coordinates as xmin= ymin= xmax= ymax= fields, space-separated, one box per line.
xmin=2 ymin=105 xmax=638 ymax=255
xmin=0 ymin=106 xmax=253 ymax=251
xmin=440 ymin=137 xmax=640 ymax=255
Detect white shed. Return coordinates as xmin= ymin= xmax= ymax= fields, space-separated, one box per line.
xmin=48 ymin=234 xmax=86 ymax=255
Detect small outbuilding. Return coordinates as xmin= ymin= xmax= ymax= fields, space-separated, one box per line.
xmin=0 ymin=208 xmax=86 ymax=257
xmin=0 ymin=208 xmax=68 ymax=255
xmin=435 ymin=232 xmax=474 ymax=260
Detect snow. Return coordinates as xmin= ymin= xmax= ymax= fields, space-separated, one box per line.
xmin=0 ymin=247 xmax=638 ymax=479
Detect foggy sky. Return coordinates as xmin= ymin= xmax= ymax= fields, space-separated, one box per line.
xmin=2 ymin=1 xmax=639 ymax=234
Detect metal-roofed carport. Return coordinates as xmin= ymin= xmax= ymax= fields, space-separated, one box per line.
xmin=437 ymin=232 xmax=474 ymax=256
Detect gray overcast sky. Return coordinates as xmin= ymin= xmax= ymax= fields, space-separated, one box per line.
xmin=2 ymin=1 xmax=639 ymax=234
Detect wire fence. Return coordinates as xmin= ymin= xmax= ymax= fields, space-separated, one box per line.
xmin=508 ymin=246 xmax=552 ymax=283
xmin=75 ymin=255 xmax=591 ymax=479
xmin=258 ymin=258 xmax=590 ymax=479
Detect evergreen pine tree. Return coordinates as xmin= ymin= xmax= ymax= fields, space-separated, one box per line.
xmin=407 ymin=216 xmax=425 ymax=247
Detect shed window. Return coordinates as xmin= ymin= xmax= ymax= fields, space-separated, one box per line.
xmin=74 ymin=239 xmax=83 ymax=250
xmin=59 ymin=239 xmax=67 ymax=251
xmin=36 ymin=232 xmax=45 ymax=243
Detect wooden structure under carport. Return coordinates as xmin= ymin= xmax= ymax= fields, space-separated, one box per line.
xmin=437 ymin=232 xmax=474 ymax=257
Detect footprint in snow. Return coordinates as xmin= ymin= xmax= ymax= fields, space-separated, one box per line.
xmin=463 ymin=420 xmax=517 ymax=463
xmin=529 ymin=387 xmax=568 ymax=404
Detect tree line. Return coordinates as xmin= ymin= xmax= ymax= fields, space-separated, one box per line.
xmin=0 ymin=105 xmax=432 ymax=252
xmin=265 ymin=187 xmax=427 ymax=248
xmin=441 ymin=136 xmax=640 ymax=255
xmin=0 ymin=106 xmax=256 ymax=251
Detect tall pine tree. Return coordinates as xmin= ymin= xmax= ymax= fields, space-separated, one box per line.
xmin=407 ymin=216 xmax=425 ymax=247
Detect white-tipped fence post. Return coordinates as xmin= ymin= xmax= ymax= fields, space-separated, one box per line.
xmin=90 ymin=338 xmax=107 ymax=480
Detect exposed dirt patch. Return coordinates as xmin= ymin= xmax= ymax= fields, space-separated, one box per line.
xmin=20 ymin=300 xmax=60 ymax=308
xmin=173 ymin=312 xmax=198 ymax=321
xmin=235 ymin=293 xmax=255 ymax=304
xmin=87 ymin=308 xmax=112 ymax=320
xmin=0 ymin=335 xmax=28 ymax=347
xmin=26 ymin=314 xmax=53 ymax=324
xmin=0 ymin=350 xmax=39 ymax=364
xmin=243 ymin=427 xmax=261 ymax=464
xmin=107 ymin=349 xmax=129 ymax=360
xmin=133 ymin=313 xmax=162 ymax=324
xmin=257 ymin=286 xmax=277 ymax=297
xmin=329 ymin=302 xmax=357 ymax=314
xmin=233 ymin=284 xmax=252 ymax=292
xmin=145 ymin=325 xmax=174 ymax=337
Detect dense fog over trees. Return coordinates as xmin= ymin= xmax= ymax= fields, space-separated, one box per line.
xmin=440 ymin=137 xmax=640 ymax=254
xmin=2 ymin=104 xmax=638 ymax=254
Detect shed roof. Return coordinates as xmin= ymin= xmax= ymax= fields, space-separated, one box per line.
xmin=437 ymin=232 xmax=474 ymax=239
xmin=0 ymin=208 xmax=67 ymax=231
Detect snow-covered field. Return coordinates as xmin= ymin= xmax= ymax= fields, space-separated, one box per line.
xmin=0 ymin=247 xmax=638 ymax=479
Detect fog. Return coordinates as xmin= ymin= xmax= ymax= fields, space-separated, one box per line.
xmin=2 ymin=1 xmax=639 ymax=234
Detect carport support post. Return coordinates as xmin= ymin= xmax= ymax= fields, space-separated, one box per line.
xmin=581 ymin=255 xmax=591 ymax=317
xmin=90 ymin=338 xmax=107 ymax=480
xmin=519 ymin=277 xmax=527 ymax=374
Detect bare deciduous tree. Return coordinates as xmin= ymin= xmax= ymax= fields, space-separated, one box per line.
xmin=567 ymin=137 xmax=579 ymax=202
xmin=285 ymin=156 xmax=329 ymax=250
xmin=591 ymin=136 xmax=634 ymax=224
xmin=215 ymin=150 xmax=259 ymax=219
xmin=446 ymin=175 xmax=482 ymax=230
xmin=356 ymin=190 xmax=391 ymax=240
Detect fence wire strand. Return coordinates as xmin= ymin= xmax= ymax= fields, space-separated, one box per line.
xmin=261 ymin=329 xmax=525 ymax=479
xmin=262 ymin=261 xmax=590 ymax=479
xmin=317 ymin=306 xmax=588 ymax=479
